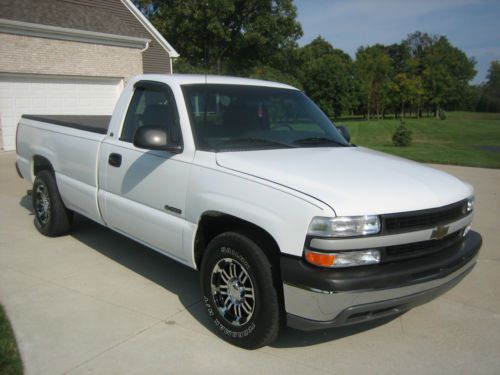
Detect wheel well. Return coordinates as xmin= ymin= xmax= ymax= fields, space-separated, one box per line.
xmin=33 ymin=155 xmax=54 ymax=177
xmin=194 ymin=212 xmax=281 ymax=270
xmin=195 ymin=212 xmax=286 ymax=325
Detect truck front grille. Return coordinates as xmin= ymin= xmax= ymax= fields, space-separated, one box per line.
xmin=383 ymin=199 xmax=468 ymax=233
xmin=384 ymin=231 xmax=463 ymax=263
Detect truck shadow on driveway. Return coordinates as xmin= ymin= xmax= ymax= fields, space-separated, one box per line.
xmin=273 ymin=315 xmax=399 ymax=348
xmin=19 ymin=194 xmax=400 ymax=348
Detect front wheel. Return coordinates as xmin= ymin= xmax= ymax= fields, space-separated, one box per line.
xmin=200 ymin=232 xmax=281 ymax=349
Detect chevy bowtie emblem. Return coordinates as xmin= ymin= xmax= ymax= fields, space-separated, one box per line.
xmin=431 ymin=225 xmax=449 ymax=240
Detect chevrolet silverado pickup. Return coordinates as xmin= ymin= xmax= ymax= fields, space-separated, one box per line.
xmin=15 ymin=74 xmax=482 ymax=349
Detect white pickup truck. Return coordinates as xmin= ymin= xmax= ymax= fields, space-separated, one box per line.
xmin=15 ymin=74 xmax=481 ymax=349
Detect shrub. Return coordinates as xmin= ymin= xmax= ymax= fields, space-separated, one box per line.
xmin=392 ymin=120 xmax=412 ymax=147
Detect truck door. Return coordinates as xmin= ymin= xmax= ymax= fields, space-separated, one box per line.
xmin=98 ymin=80 xmax=190 ymax=263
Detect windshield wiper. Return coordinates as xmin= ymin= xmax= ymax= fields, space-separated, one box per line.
xmin=221 ymin=137 xmax=295 ymax=148
xmin=293 ymin=137 xmax=348 ymax=147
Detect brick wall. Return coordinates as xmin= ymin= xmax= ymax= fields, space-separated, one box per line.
xmin=0 ymin=0 xmax=173 ymax=74
xmin=0 ymin=33 xmax=143 ymax=80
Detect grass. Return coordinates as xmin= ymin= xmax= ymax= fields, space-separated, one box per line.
xmin=0 ymin=305 xmax=23 ymax=375
xmin=337 ymin=111 xmax=500 ymax=169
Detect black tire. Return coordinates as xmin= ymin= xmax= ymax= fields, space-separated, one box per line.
xmin=200 ymin=232 xmax=281 ymax=349
xmin=32 ymin=170 xmax=73 ymax=236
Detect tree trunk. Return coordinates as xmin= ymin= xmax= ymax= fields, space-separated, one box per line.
xmin=435 ymin=104 xmax=440 ymax=118
xmin=216 ymin=47 xmax=229 ymax=75
xmin=366 ymin=93 xmax=371 ymax=121
xmin=217 ymin=56 xmax=222 ymax=75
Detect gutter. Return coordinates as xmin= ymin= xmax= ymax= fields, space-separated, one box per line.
xmin=0 ymin=18 xmax=150 ymax=50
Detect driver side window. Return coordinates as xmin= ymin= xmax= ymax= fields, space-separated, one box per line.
xmin=121 ymin=83 xmax=181 ymax=146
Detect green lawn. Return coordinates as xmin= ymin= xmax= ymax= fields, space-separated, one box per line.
xmin=0 ymin=305 xmax=23 ymax=375
xmin=338 ymin=112 xmax=500 ymax=168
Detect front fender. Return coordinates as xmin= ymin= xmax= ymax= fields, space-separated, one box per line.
xmin=185 ymin=163 xmax=332 ymax=260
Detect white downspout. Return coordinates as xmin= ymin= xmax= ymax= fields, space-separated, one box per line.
xmin=140 ymin=40 xmax=150 ymax=53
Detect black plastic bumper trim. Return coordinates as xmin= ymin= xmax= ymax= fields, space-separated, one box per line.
xmin=287 ymin=264 xmax=474 ymax=331
xmin=281 ymin=231 xmax=481 ymax=293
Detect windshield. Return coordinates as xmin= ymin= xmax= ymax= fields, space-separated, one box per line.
xmin=182 ymin=84 xmax=349 ymax=151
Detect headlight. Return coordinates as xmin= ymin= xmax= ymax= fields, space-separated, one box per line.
xmin=304 ymin=249 xmax=381 ymax=268
xmin=308 ymin=215 xmax=380 ymax=237
xmin=467 ymin=195 xmax=474 ymax=213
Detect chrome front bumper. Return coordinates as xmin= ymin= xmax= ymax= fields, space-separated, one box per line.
xmin=282 ymin=231 xmax=481 ymax=330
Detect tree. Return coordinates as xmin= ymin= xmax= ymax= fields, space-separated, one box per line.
xmin=421 ymin=36 xmax=476 ymax=116
xmin=386 ymin=45 xmax=424 ymax=118
xmin=392 ymin=70 xmax=424 ymax=118
xmin=355 ymin=45 xmax=392 ymax=120
xmin=385 ymin=43 xmax=411 ymax=75
xmin=297 ymin=37 xmax=356 ymax=118
xmin=249 ymin=44 xmax=303 ymax=88
xmin=249 ymin=63 xmax=302 ymax=89
xmin=403 ymin=32 xmax=476 ymax=116
xmin=386 ymin=43 xmax=419 ymax=118
xmin=132 ymin=2 xmax=482 ymax=116
xmin=477 ymin=61 xmax=500 ymax=112
xmin=462 ymin=84 xmax=482 ymax=112
xmin=142 ymin=0 xmax=302 ymax=74
xmin=404 ymin=31 xmax=437 ymax=62
xmin=486 ymin=61 xmax=500 ymax=91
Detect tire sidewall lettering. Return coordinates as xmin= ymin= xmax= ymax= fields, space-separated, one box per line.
xmin=203 ymin=296 xmax=215 ymax=317
xmin=203 ymin=294 xmax=256 ymax=338
xmin=220 ymin=246 xmax=250 ymax=270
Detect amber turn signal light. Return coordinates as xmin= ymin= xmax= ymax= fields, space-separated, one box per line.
xmin=304 ymin=250 xmax=335 ymax=267
xmin=304 ymin=249 xmax=381 ymax=268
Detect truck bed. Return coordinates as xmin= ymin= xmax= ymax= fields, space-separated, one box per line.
xmin=22 ymin=115 xmax=111 ymax=134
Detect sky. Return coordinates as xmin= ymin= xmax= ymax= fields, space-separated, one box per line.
xmin=294 ymin=0 xmax=500 ymax=84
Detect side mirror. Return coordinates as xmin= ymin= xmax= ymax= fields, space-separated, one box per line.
xmin=133 ymin=126 xmax=182 ymax=153
xmin=336 ymin=125 xmax=351 ymax=143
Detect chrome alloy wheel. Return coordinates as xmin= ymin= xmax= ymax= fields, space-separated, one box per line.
xmin=210 ymin=257 xmax=255 ymax=326
xmin=35 ymin=184 xmax=50 ymax=225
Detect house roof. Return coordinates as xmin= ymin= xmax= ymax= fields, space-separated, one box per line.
xmin=121 ymin=0 xmax=179 ymax=58
xmin=0 ymin=0 xmax=178 ymax=58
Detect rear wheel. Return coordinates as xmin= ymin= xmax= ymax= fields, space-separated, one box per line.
xmin=200 ymin=232 xmax=281 ymax=349
xmin=32 ymin=170 xmax=73 ymax=236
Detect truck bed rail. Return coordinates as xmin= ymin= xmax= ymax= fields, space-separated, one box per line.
xmin=22 ymin=115 xmax=111 ymax=134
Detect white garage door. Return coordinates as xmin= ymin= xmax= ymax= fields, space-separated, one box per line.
xmin=0 ymin=75 xmax=123 ymax=151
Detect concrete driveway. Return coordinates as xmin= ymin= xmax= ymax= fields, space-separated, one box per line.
xmin=1 ymin=151 xmax=499 ymax=375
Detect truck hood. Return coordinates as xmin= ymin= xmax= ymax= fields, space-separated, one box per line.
xmin=215 ymin=147 xmax=472 ymax=216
